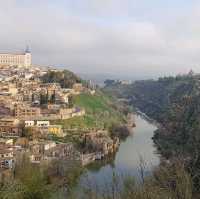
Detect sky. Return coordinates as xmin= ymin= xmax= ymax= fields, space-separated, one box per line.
xmin=1 ymin=0 xmax=200 ymax=79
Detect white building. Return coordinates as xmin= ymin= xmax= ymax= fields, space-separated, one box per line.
xmin=25 ymin=121 xmax=35 ymax=127
xmin=25 ymin=121 xmax=50 ymax=128
xmin=0 ymin=47 xmax=31 ymax=67
xmin=36 ymin=121 xmax=50 ymax=127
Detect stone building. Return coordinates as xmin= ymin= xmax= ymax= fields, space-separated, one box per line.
xmin=0 ymin=47 xmax=31 ymax=67
xmin=0 ymin=118 xmax=23 ymax=137
xmin=14 ymin=103 xmax=41 ymax=119
xmin=0 ymin=147 xmax=14 ymax=169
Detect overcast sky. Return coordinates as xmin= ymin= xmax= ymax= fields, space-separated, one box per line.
xmin=1 ymin=0 xmax=200 ymax=79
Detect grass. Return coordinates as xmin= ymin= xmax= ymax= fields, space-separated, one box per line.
xmin=52 ymin=92 xmax=126 ymax=133
xmin=73 ymin=92 xmax=126 ymax=127
xmin=73 ymin=92 xmax=113 ymax=113
xmin=52 ymin=115 xmax=96 ymax=130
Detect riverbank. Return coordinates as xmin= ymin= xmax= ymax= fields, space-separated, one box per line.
xmin=135 ymin=109 xmax=161 ymax=129
xmin=103 ymin=75 xmax=200 ymax=196
xmin=75 ymin=114 xmax=160 ymax=197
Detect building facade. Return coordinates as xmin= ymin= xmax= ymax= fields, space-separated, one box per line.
xmin=0 ymin=48 xmax=31 ymax=67
xmin=14 ymin=103 xmax=41 ymax=120
xmin=0 ymin=118 xmax=23 ymax=137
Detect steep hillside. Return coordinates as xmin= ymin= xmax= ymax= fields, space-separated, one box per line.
xmin=60 ymin=91 xmax=126 ymax=130
xmin=42 ymin=69 xmax=127 ymax=132
xmin=104 ymin=74 xmax=200 ymax=188
xmin=73 ymin=91 xmax=125 ymax=129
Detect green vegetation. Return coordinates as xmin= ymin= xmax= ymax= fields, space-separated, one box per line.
xmin=74 ymin=92 xmax=126 ymax=127
xmin=52 ymin=115 xmax=96 ymax=130
xmin=0 ymin=156 xmax=52 ymax=199
xmin=0 ymin=158 xmax=195 ymax=199
xmin=41 ymin=69 xmax=127 ymax=132
xmin=53 ymin=91 xmax=126 ymax=132
xmin=74 ymin=93 xmax=110 ymax=113
xmin=3 ymin=72 xmax=200 ymax=198
xmin=41 ymin=69 xmax=81 ymax=88
xmin=0 ymin=154 xmax=85 ymax=199
xmin=104 ymin=74 xmax=200 ymax=194
xmin=77 ymin=161 xmax=193 ymax=199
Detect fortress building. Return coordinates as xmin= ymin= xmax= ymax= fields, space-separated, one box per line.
xmin=0 ymin=47 xmax=31 ymax=67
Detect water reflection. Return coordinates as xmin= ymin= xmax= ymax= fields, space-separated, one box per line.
xmin=79 ymin=114 xmax=160 ymax=188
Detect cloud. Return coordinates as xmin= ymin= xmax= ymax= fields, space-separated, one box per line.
xmin=0 ymin=1 xmax=200 ymax=78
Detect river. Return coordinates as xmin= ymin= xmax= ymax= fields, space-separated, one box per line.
xmin=78 ymin=114 xmax=160 ymax=193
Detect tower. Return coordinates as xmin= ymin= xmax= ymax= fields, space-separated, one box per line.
xmin=25 ymin=45 xmax=31 ymax=53
xmin=24 ymin=46 xmax=31 ymax=67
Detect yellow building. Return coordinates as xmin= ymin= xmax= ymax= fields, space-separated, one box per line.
xmin=48 ymin=125 xmax=64 ymax=137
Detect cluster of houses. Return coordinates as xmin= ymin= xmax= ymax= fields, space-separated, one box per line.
xmin=0 ymin=130 xmax=120 ymax=170
xmin=0 ymin=65 xmax=87 ymax=128
xmin=0 ymin=65 xmax=120 ymax=172
xmin=0 ymin=66 xmax=86 ymax=169
xmin=0 ymin=137 xmax=80 ymax=170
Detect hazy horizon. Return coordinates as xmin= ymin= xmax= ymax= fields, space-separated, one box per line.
xmin=1 ymin=1 xmax=200 ymax=78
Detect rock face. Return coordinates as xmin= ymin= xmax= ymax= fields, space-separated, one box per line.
xmin=82 ymin=131 xmax=120 ymax=155
xmin=75 ymin=131 xmax=120 ymax=166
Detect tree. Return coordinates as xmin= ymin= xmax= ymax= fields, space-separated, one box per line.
xmin=40 ymin=93 xmax=48 ymax=105
xmin=41 ymin=70 xmax=81 ymax=88
xmin=1 ymin=154 xmax=52 ymax=199
xmin=68 ymin=95 xmax=74 ymax=108
xmin=49 ymin=91 xmax=56 ymax=104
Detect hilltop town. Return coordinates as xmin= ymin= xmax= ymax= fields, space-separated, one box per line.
xmin=0 ymin=50 xmax=127 ymax=175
